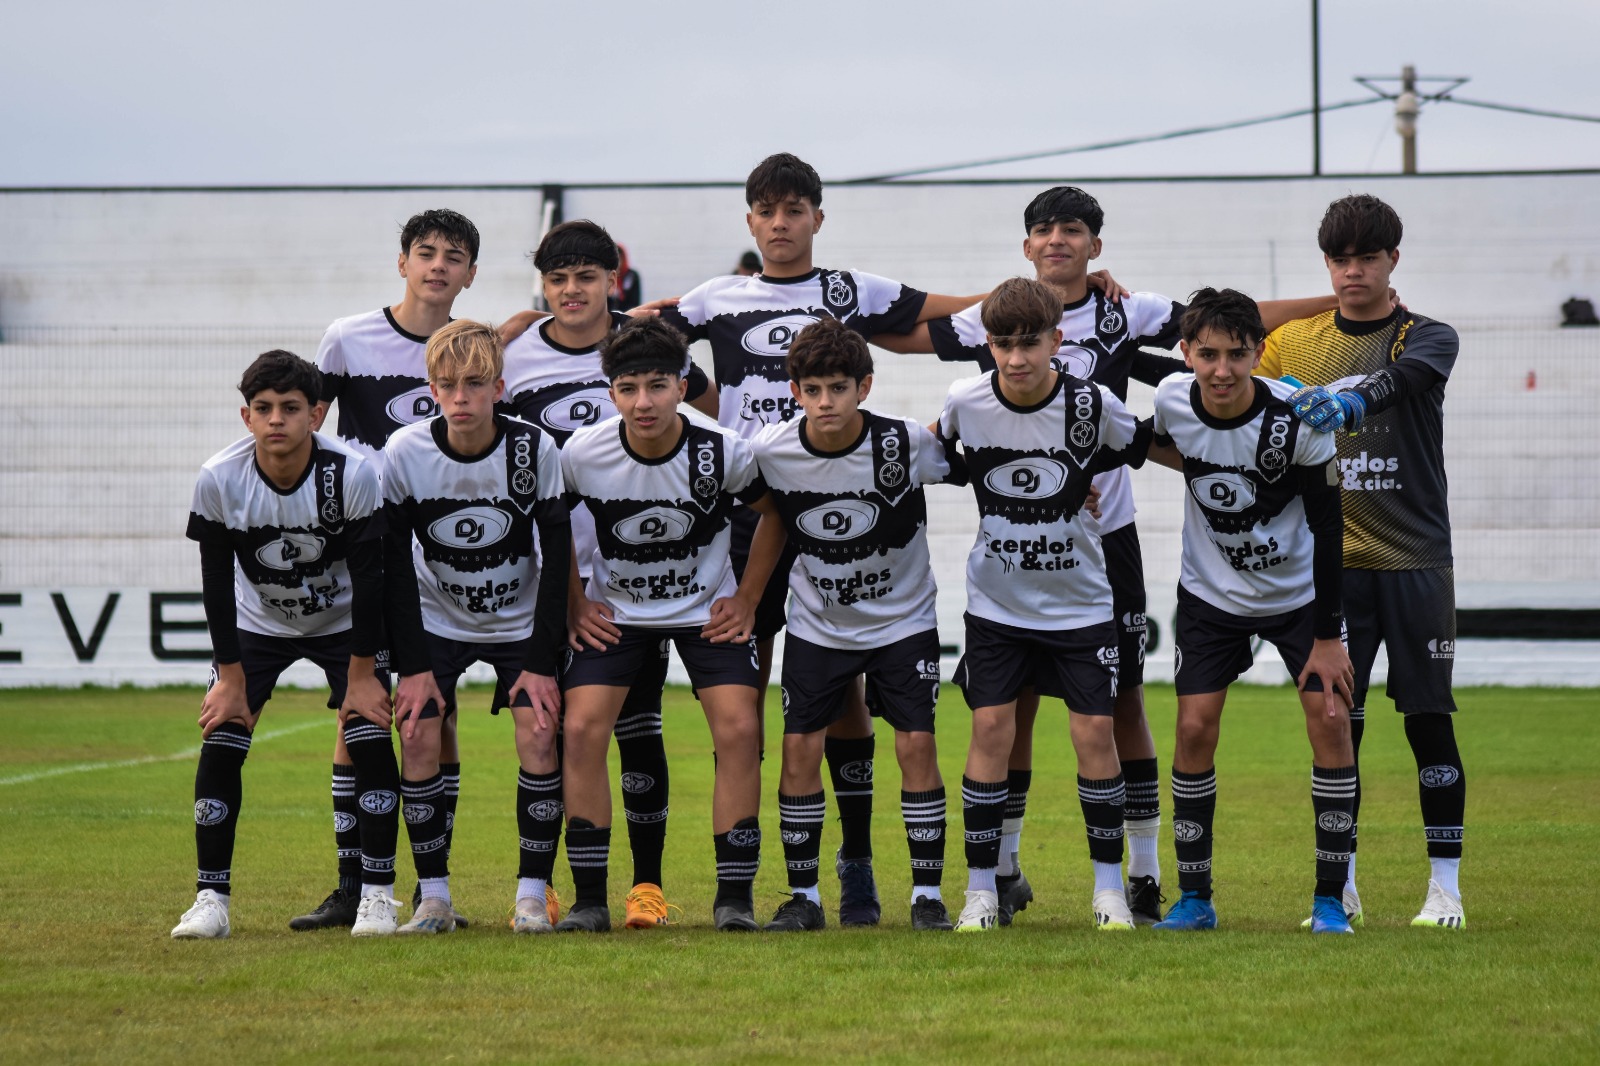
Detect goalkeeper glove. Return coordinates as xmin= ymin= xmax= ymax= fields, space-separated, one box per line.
xmin=1282 ymin=375 xmax=1365 ymax=433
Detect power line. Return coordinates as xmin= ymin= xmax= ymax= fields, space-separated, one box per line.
xmin=846 ymin=98 xmax=1387 ymax=183
xmin=1439 ymin=96 xmax=1600 ymax=124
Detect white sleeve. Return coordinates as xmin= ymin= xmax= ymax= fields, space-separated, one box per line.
xmin=911 ymin=422 xmax=951 ymax=485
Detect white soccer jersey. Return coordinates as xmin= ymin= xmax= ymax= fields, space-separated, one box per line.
xmin=929 ymin=291 xmax=1182 ymax=535
xmin=753 ymin=412 xmax=950 ymax=650
xmin=562 ymin=416 xmax=766 ymax=628
xmin=186 ymin=433 xmax=382 ymax=638
xmin=939 ymin=371 xmax=1140 ymax=629
xmin=317 ymin=308 xmax=438 ymax=475
xmin=382 ymin=415 xmax=565 ymax=643
xmin=1152 ymin=374 xmax=1338 ymax=618
xmin=659 ymin=268 xmax=926 ymax=440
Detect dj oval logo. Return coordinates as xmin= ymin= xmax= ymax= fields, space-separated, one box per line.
xmin=385 ymin=385 xmax=440 ymax=424
xmin=741 ymin=314 xmax=820 ymax=358
xmin=429 ymin=506 xmax=512 ymax=549
xmin=796 ymin=499 xmax=879 ymax=540
xmin=613 ymin=506 xmax=694 ymax=545
xmin=984 ymin=458 xmax=1069 ymax=499
xmin=1057 ymin=344 xmax=1098 ymax=379
xmin=542 ymin=387 xmax=615 ymax=434
xmin=1191 ymin=473 xmax=1257 ymax=513
xmin=255 ymin=531 xmax=325 ymax=571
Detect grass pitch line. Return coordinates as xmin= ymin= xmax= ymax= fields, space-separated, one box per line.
xmin=0 ymin=718 xmax=325 ymax=787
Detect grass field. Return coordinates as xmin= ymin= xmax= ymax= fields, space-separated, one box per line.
xmin=2 ymin=683 xmax=1597 ymax=1064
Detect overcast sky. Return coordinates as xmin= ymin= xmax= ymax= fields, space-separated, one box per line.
xmin=5 ymin=0 xmax=1598 ymax=187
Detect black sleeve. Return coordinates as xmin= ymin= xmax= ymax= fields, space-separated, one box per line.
xmin=733 ymin=474 xmax=770 ymax=506
xmin=382 ymin=506 xmax=431 ymax=676
xmin=523 ymin=500 xmax=572 ymax=676
xmin=1129 ymin=350 xmax=1187 ymax=388
xmin=685 ymin=362 xmax=710 ymax=403
xmin=1345 ymin=359 xmax=1444 ymax=420
xmin=1298 ymin=463 xmax=1345 ymax=639
xmin=938 ymin=429 xmax=969 ymax=487
xmin=346 ymin=537 xmax=384 ymax=658
xmin=1088 ymin=418 xmax=1154 ymax=476
xmin=199 ymin=540 xmax=241 ymax=665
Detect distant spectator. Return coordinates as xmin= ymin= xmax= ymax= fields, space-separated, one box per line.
xmin=734 ymin=250 xmax=762 ymax=276
xmin=608 ymin=244 xmax=643 ymax=312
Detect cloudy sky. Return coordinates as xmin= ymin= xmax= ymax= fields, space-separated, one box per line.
xmin=5 ymin=0 xmax=1597 ymax=186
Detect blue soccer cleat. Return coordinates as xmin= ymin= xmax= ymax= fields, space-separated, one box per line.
xmin=1310 ymin=894 xmax=1355 ymax=934
xmin=1152 ymin=891 xmax=1218 ymax=931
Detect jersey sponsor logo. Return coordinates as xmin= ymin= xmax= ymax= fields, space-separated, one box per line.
xmin=823 ymin=270 xmax=856 ymax=311
xmin=359 ymin=789 xmax=398 ymax=815
xmin=1257 ymin=412 xmax=1294 ymax=480
xmin=796 ymin=500 xmax=880 ymax=541
xmin=1340 ymin=452 xmax=1402 ymax=491
xmin=1191 ymin=473 xmax=1257 ymax=513
xmin=914 ymin=659 xmax=940 ymax=682
xmin=1317 ymin=811 xmax=1354 ymax=833
xmin=1172 ymin=819 xmax=1204 ymax=843
xmin=741 ymin=314 xmax=819 ymax=358
xmin=838 ymin=759 xmax=873 ymax=784
xmin=540 ymin=387 xmax=614 ymax=435
xmin=429 ymin=506 xmax=512 ymax=549
xmin=1419 ymin=765 xmax=1460 ymax=789
xmin=194 ymin=798 xmax=229 ymax=826
xmin=739 ymin=391 xmax=799 ymax=424
xmin=527 ymin=800 xmax=563 ymax=820
xmin=1099 ymin=309 xmax=1124 ymax=334
xmin=255 ymin=531 xmax=326 ymax=570
xmin=385 ymin=385 xmax=440 ymax=425
xmin=726 ymin=827 xmax=761 ymax=847
xmin=1057 ymin=344 xmax=1098 ymax=379
xmin=1096 ymin=645 xmax=1120 ymax=667
xmin=332 ymin=812 xmax=357 ymax=834
xmin=1428 ymin=638 xmax=1455 ymax=660
xmin=620 ymin=772 xmax=655 ymax=794
xmin=612 ymin=506 xmax=695 ymax=545
xmin=403 ymin=802 xmax=435 ymax=825
xmin=983 ymin=457 xmax=1069 ymax=499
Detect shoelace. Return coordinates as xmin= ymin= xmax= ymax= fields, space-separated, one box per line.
xmin=625 ymin=888 xmax=681 ymax=924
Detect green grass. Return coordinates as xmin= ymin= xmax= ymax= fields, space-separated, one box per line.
xmin=1 ymin=684 xmax=1596 ymax=1064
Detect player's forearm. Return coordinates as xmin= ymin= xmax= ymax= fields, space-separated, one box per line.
xmin=1344 ymin=360 xmax=1442 ymax=420
xmin=1303 ymin=475 xmax=1346 ymax=638
xmin=381 ymin=531 xmax=429 ymax=675
xmin=346 ymin=538 xmax=385 ymax=658
xmin=1129 ymin=350 xmax=1186 ymax=389
xmin=1259 ymin=295 xmax=1337 ymax=333
xmin=872 ymin=323 xmax=934 ymax=354
xmin=734 ymin=504 xmax=787 ymax=604
xmin=916 ymin=292 xmax=988 ymax=323
xmin=525 ymin=510 xmax=572 ymax=674
xmin=199 ymin=540 xmax=242 ymax=664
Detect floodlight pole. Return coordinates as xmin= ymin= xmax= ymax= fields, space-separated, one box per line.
xmin=1311 ymin=0 xmax=1322 ymax=176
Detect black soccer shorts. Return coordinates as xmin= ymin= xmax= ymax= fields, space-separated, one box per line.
xmin=222 ymin=629 xmax=391 ymax=715
xmin=780 ymin=629 xmax=941 ymax=735
xmin=1343 ymin=566 xmax=1457 ymax=714
xmin=1102 ymin=521 xmax=1149 ymax=690
xmin=954 ymin=613 xmax=1118 ymax=715
xmin=1171 ymin=584 xmax=1330 ymax=696
xmin=413 ymin=633 xmax=542 ymax=719
xmin=562 ymin=625 xmax=760 ymax=693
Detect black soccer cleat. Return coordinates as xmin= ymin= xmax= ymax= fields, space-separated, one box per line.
xmin=997 ymin=870 xmax=1034 ymax=927
xmin=1126 ymin=874 xmax=1166 ymax=926
xmin=714 ymin=898 xmax=760 ymax=932
xmin=911 ymin=895 xmax=955 ymax=931
xmin=764 ymin=894 xmax=826 ymax=933
xmin=554 ymin=903 xmax=612 ymax=933
xmin=288 ymin=887 xmax=359 ymax=931
xmin=412 ymin=882 xmax=469 ymax=929
xmin=836 ymin=850 xmax=881 ymax=927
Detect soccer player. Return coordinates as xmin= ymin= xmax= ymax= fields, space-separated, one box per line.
xmin=558 ymin=318 xmax=782 ymax=932
xmin=172 ymin=351 xmax=401 ymax=939
xmin=1142 ymin=288 xmax=1358 ymax=934
xmin=937 ymin=278 xmax=1150 ymax=933
xmin=880 ymin=186 xmax=1339 ymax=926
xmin=382 ymin=320 xmax=571 ymax=934
xmin=298 ymin=208 xmax=482 ymax=930
xmin=752 ymin=318 xmax=955 ymax=932
xmin=656 ymin=153 xmax=988 ymax=926
xmin=1265 ymin=194 xmax=1468 ymax=930
xmin=504 ymin=218 xmax=716 ymax=929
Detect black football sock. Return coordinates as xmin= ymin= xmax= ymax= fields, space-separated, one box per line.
xmin=779 ymin=791 xmax=826 ymax=891
xmin=1312 ymin=764 xmax=1358 ymax=898
xmin=902 ymin=787 xmax=947 ymax=890
xmin=342 ymin=719 xmax=400 ymax=890
xmin=565 ymin=817 xmax=611 ymax=909
xmin=826 ymin=735 xmax=875 ymax=863
xmin=713 ymin=817 xmax=761 ymax=907
xmin=1405 ymin=713 xmax=1466 ymax=860
xmin=440 ymin=760 xmax=461 ymax=861
xmin=1171 ymin=767 xmax=1217 ymax=900
xmin=331 ymin=762 xmax=361 ymax=893
xmin=1122 ymin=756 xmax=1162 ymax=880
xmin=400 ymin=772 xmax=449 ymax=881
xmin=517 ymin=769 xmax=564 ymax=883
xmin=193 ymin=722 xmax=251 ymax=896
xmin=615 ymin=725 xmax=669 ymax=889
xmin=999 ymin=768 xmax=1031 ymax=879
xmin=1349 ymin=703 xmax=1366 ymax=858
xmin=961 ymin=776 xmax=1008 ymax=873
xmin=1079 ymin=773 xmax=1127 ymax=866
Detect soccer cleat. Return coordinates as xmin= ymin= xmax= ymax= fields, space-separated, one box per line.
xmin=996 ymin=870 xmax=1034 ymax=927
xmin=836 ymin=849 xmax=881 ymax=927
xmin=1126 ymin=875 xmax=1166 ymax=926
xmin=171 ymin=890 xmax=230 ymax=939
xmin=351 ymin=893 xmax=403 ymax=937
xmin=1310 ymin=894 xmax=1355 ymax=934
xmin=713 ymin=899 xmax=760 ymax=932
xmin=954 ymin=889 xmax=999 ymax=933
xmin=545 ymin=886 xmax=562 ymax=926
xmin=1411 ymin=879 xmax=1466 ymax=930
xmin=623 ymin=883 xmax=679 ymax=929
xmin=288 ymin=886 xmax=359 ymax=931
xmin=1152 ymin=891 xmax=1218 ymax=931
xmin=911 ymin=895 xmax=954 ymax=931
xmin=1093 ymin=888 xmax=1136 ymax=931
xmin=764 ymin=893 xmax=826 ymax=932
xmin=554 ymin=903 xmax=612 ymax=933
xmin=1299 ymin=884 xmax=1363 ymax=928
xmin=396 ymin=896 xmax=456 ymax=935
xmin=412 ymin=882 xmax=469 ymax=929
xmin=510 ymin=895 xmax=555 ymax=934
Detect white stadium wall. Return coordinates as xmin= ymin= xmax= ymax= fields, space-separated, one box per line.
xmin=2 ymin=173 xmax=1597 ymax=687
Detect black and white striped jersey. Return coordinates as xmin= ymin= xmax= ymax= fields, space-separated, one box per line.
xmin=928 ymin=291 xmax=1181 ymax=535
xmin=561 ymin=415 xmax=766 ymax=628
xmin=186 ymin=433 xmax=382 ymax=638
xmin=658 ymin=268 xmax=926 ymax=441
xmin=1152 ymin=375 xmax=1338 ymax=618
xmin=317 ymin=308 xmax=438 ymax=475
xmin=382 ymin=415 xmax=566 ymax=645
xmin=752 ymin=412 xmax=950 ymax=650
xmin=939 ymin=371 xmax=1141 ymax=630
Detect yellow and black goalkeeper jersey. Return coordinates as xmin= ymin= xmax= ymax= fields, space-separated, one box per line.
xmin=1261 ymin=308 xmax=1458 ymax=571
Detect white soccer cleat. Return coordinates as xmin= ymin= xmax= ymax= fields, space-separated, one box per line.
xmin=397 ymin=896 xmax=456 ymax=935
xmin=1093 ymin=888 xmax=1136 ymax=931
xmin=1411 ymin=879 xmax=1465 ymax=930
xmin=954 ymin=889 xmax=999 ymax=933
xmin=1300 ymin=884 xmax=1363 ymax=928
xmin=510 ymin=895 xmax=556 ymax=934
xmin=171 ymin=890 xmax=231 ymax=939
xmin=351 ymin=893 xmax=403 ymax=937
